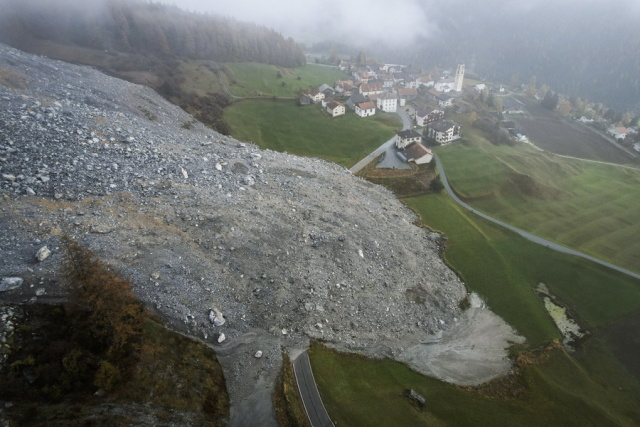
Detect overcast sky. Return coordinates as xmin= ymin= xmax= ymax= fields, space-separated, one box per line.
xmin=165 ymin=0 xmax=437 ymax=46
xmin=163 ymin=0 xmax=640 ymax=48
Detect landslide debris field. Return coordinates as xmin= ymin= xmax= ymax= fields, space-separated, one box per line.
xmin=0 ymin=44 xmax=524 ymax=424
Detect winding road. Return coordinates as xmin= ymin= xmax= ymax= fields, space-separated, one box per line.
xmin=434 ymin=154 xmax=640 ymax=280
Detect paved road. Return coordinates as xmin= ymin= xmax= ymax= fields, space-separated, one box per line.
xmin=435 ymin=155 xmax=640 ymax=280
xmin=349 ymin=108 xmax=412 ymax=174
xmin=293 ymin=351 xmax=334 ymax=427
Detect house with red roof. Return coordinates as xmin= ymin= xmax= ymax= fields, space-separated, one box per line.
xmin=355 ymin=102 xmax=376 ymax=117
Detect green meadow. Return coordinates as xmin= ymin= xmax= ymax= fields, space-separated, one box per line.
xmin=177 ymin=60 xmax=345 ymax=98
xmin=405 ymin=194 xmax=640 ymax=343
xmin=310 ymin=341 xmax=640 ymax=427
xmin=435 ymin=117 xmax=640 ymax=273
xmin=309 ymin=191 xmax=640 ymax=426
xmin=216 ymin=64 xmax=640 ymax=424
xmin=225 ymin=99 xmax=400 ymax=167
xmin=224 ymin=62 xmax=346 ymax=98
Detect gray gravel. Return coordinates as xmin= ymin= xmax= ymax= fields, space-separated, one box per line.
xmin=0 ymin=43 xmax=521 ymax=425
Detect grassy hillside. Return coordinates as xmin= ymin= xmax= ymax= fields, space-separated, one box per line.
xmin=310 ymin=341 xmax=640 ymax=427
xmin=225 ymin=99 xmax=400 ymax=167
xmin=177 ymin=61 xmax=346 ymax=99
xmin=405 ymin=194 xmax=640 ymax=342
xmin=435 ymin=113 xmax=640 ymax=273
xmin=223 ymin=62 xmax=345 ymax=98
xmin=310 ymin=191 xmax=640 ymax=425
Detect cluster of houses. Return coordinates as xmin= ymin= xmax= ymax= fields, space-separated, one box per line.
xmin=395 ymin=129 xmax=433 ymax=164
xmin=390 ymin=119 xmax=462 ymax=165
xmin=299 ymin=62 xmax=465 ymax=120
xmin=301 ymin=59 xmax=640 ymax=160
xmin=297 ymin=62 xmax=467 ymax=165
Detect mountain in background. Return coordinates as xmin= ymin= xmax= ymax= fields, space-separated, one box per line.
xmin=314 ymin=0 xmax=640 ymax=113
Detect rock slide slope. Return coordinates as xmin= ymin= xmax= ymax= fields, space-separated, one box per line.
xmin=0 ymin=44 xmax=521 ymax=424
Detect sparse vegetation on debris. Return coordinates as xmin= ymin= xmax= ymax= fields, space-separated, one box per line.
xmin=0 ymin=239 xmax=229 ymax=425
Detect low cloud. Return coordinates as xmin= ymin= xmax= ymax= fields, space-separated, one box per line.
xmin=167 ymin=0 xmax=437 ymax=46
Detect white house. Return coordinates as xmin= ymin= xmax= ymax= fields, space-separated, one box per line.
xmin=426 ymin=120 xmax=461 ymax=145
xmin=503 ymin=97 xmax=525 ymax=114
xmin=377 ymin=92 xmax=398 ymax=112
xmin=309 ymin=90 xmax=325 ymax=103
xmin=334 ymin=80 xmax=351 ymax=94
xmin=418 ymin=75 xmax=434 ymax=88
xmin=359 ymin=83 xmax=384 ymax=97
xmin=436 ymin=94 xmax=454 ymax=108
xmin=326 ymin=101 xmax=346 ymax=117
xmin=381 ymin=77 xmax=395 ymax=88
xmin=577 ymin=116 xmax=594 ymax=124
xmin=401 ymin=142 xmax=433 ymax=165
xmin=403 ymin=76 xmax=420 ymax=89
xmin=397 ymin=88 xmax=418 ymax=107
xmin=355 ymin=102 xmax=376 ymax=117
xmin=608 ymin=126 xmax=628 ymax=140
xmin=434 ymin=79 xmax=455 ymax=93
xmin=395 ymin=129 xmax=423 ymax=149
xmin=415 ymin=107 xmax=445 ymax=127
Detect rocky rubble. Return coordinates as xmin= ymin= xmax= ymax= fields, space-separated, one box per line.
xmin=0 ymin=43 xmax=521 ymax=425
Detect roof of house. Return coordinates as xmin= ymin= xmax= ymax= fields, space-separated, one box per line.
xmin=327 ymin=101 xmax=343 ymax=110
xmin=319 ymin=84 xmax=332 ymax=92
xmin=335 ymin=80 xmax=352 ymax=86
xmin=398 ymin=88 xmax=418 ymax=97
xmin=379 ymin=92 xmax=397 ymax=100
xmin=428 ymin=88 xmax=442 ymax=96
xmin=430 ymin=120 xmax=459 ymax=132
xmin=436 ymin=94 xmax=453 ymax=101
xmin=349 ymin=93 xmax=368 ymax=104
xmin=402 ymin=142 xmax=433 ymax=160
xmin=357 ymin=102 xmax=376 ymax=110
xmin=503 ymin=97 xmax=524 ymax=109
xmin=360 ymin=83 xmax=383 ymax=93
xmin=416 ymin=107 xmax=443 ymax=117
xmin=398 ymin=129 xmax=422 ymax=139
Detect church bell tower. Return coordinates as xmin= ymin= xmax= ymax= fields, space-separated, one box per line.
xmin=454 ymin=64 xmax=465 ymax=92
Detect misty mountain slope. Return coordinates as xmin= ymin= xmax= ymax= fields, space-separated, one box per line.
xmin=0 ymin=43 xmax=522 ymax=424
xmin=0 ymin=0 xmax=305 ymax=68
xmin=329 ymin=0 xmax=640 ymax=113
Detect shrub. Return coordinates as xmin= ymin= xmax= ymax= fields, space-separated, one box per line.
xmin=94 ymin=360 xmax=122 ymax=391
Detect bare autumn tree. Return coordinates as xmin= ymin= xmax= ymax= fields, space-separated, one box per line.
xmin=61 ymin=236 xmax=147 ymax=355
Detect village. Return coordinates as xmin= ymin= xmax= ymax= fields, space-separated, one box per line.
xmin=298 ymin=62 xmax=468 ymax=166
xmin=298 ymin=60 xmax=640 ymax=167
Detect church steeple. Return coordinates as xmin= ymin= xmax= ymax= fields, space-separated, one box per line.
xmin=454 ymin=64 xmax=465 ymax=92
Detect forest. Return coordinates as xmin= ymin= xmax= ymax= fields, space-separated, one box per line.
xmin=0 ymin=0 xmax=305 ymax=68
